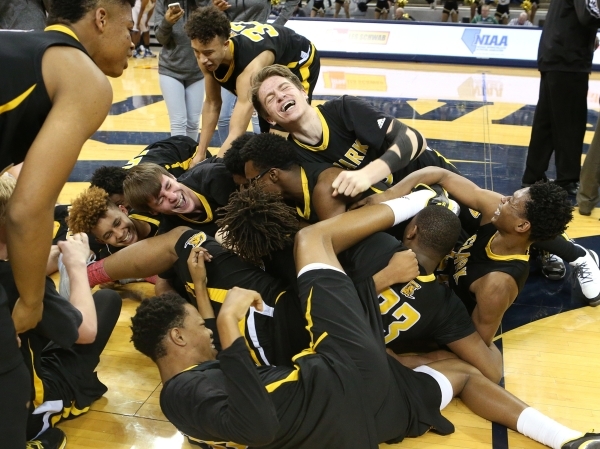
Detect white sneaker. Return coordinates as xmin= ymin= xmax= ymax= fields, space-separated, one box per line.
xmin=570 ymin=245 xmax=600 ymax=306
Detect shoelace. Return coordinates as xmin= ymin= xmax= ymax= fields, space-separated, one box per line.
xmin=26 ymin=441 xmax=43 ymax=449
xmin=571 ymin=263 xmax=593 ymax=285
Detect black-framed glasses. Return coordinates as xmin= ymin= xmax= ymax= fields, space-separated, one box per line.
xmin=250 ymin=167 xmax=271 ymax=182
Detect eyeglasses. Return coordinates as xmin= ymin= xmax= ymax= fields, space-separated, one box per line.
xmin=250 ymin=167 xmax=271 ymax=182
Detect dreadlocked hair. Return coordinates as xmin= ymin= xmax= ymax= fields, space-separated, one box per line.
xmin=216 ymin=184 xmax=300 ymax=266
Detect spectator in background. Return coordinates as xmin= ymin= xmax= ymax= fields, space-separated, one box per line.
xmin=521 ymin=0 xmax=600 ymax=195
xmin=155 ymin=0 xmax=206 ymax=142
xmin=0 ymin=0 xmax=49 ymax=30
xmin=132 ymin=0 xmax=157 ymax=58
xmin=441 ymin=0 xmax=459 ymax=22
xmin=395 ymin=6 xmax=416 ymax=19
xmin=472 ymin=5 xmax=498 ymax=23
xmin=211 ymin=0 xmax=300 ymax=147
xmin=494 ymin=0 xmax=509 ymax=24
xmin=508 ymin=11 xmax=533 ymax=26
xmin=577 ymin=109 xmax=600 ymax=217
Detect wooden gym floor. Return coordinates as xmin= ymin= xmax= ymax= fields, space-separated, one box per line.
xmin=53 ymin=56 xmax=600 ymax=449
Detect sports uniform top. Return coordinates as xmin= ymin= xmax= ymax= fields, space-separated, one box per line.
xmin=0 ymin=26 xmax=88 ymax=173
xmin=448 ymin=222 xmax=530 ymax=314
xmin=214 ymin=21 xmax=318 ymax=94
xmin=165 ymin=230 xmax=308 ymax=365
xmin=123 ymin=135 xmax=199 ymax=178
xmin=157 ymin=162 xmax=236 ymax=235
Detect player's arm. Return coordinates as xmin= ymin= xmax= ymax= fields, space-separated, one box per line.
xmin=469 ymin=271 xmax=518 ymax=346
xmin=187 ymin=247 xmax=215 ymax=319
xmin=446 ymin=332 xmax=503 ymax=383
xmin=137 ymin=0 xmax=150 ymax=29
xmin=573 ymin=0 xmax=600 ymax=25
xmin=58 ymin=234 xmax=98 ymax=344
xmin=193 ymin=74 xmax=222 ymax=166
xmin=332 ymin=120 xmax=427 ymax=198
xmin=358 ymin=167 xmax=500 ymax=220
xmin=217 ymin=51 xmax=275 ymax=157
xmin=312 ymin=167 xmax=355 ymax=220
xmin=8 ymin=47 xmax=112 ymax=334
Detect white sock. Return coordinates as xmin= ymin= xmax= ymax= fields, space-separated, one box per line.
xmin=516 ymin=407 xmax=582 ymax=449
xmin=382 ymin=190 xmax=434 ymax=226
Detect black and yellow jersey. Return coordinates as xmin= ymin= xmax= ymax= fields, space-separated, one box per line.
xmin=168 ymin=230 xmax=308 ymax=366
xmin=123 ymin=136 xmax=198 ymax=178
xmin=157 ymin=162 xmax=237 ymax=236
xmin=214 ymin=21 xmax=319 ymax=96
xmin=447 ymin=222 xmax=530 ymax=314
xmin=0 ymin=26 xmax=88 ymax=173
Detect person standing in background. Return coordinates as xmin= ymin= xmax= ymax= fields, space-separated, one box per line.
xmin=0 ymin=0 xmax=50 ymax=30
xmin=211 ymin=0 xmax=300 ymax=150
xmin=155 ymin=0 xmax=206 ymax=141
xmin=577 ymin=112 xmax=600 ymax=217
xmin=521 ymin=0 xmax=600 ymax=196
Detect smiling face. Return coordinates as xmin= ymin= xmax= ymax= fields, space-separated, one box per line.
xmin=191 ymin=36 xmax=229 ymax=72
xmin=91 ymin=204 xmax=138 ymax=247
xmin=150 ymin=175 xmax=198 ymax=215
xmin=92 ymin=2 xmax=135 ymax=77
xmin=491 ymin=187 xmax=530 ymax=232
xmin=257 ymin=76 xmax=310 ymax=127
xmin=181 ymin=304 xmax=217 ymax=362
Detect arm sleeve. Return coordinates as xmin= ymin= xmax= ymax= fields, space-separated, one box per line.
xmin=154 ymin=1 xmax=174 ymax=46
xmin=273 ymin=0 xmax=301 ymax=25
xmin=339 ymin=96 xmax=395 ymax=157
xmin=180 ymin=338 xmax=280 ymax=445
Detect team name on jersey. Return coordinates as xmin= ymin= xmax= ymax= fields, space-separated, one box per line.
xmin=453 ymin=234 xmax=477 ymax=283
xmin=379 ymin=285 xmax=422 ymax=344
xmin=335 ymin=139 xmax=369 ymax=170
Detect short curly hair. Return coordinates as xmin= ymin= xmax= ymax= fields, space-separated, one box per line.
xmin=216 ymin=184 xmax=299 ymax=266
xmin=67 ymin=186 xmax=114 ymax=234
xmin=185 ymin=6 xmax=230 ymax=44
xmin=223 ymin=134 xmax=255 ymax=177
xmin=90 ymin=165 xmax=127 ymax=196
xmin=131 ymin=293 xmax=189 ymax=362
xmin=239 ymin=133 xmax=299 ymax=172
xmin=414 ymin=206 xmax=461 ymax=257
xmin=523 ymin=182 xmax=573 ymax=242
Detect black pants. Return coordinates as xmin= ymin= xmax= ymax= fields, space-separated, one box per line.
xmin=523 ymin=71 xmax=589 ymax=186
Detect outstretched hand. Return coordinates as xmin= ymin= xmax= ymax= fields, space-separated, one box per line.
xmin=213 ymin=0 xmax=232 ymax=11
xmin=220 ymin=287 xmax=264 ymax=322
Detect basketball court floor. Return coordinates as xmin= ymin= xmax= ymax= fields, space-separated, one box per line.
xmin=55 ymin=57 xmax=600 ymax=449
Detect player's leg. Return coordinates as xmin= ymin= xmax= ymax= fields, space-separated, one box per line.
xmin=419 ymin=358 xmax=597 ymax=449
xmin=441 ymin=8 xmax=450 ymax=21
xmin=577 ymin=113 xmax=600 ymax=215
xmin=374 ymin=8 xmax=381 ymax=18
xmin=217 ymin=88 xmax=237 ymax=145
xmin=183 ymin=78 xmax=205 ymax=142
xmin=86 ymin=227 xmax=190 ymax=287
xmin=451 ymin=8 xmax=458 ymax=21
xmin=159 ymin=75 xmax=188 ymax=137
xmin=529 ymin=1 xmax=537 ymax=23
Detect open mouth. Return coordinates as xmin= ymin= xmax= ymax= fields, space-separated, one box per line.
xmin=176 ymin=193 xmax=185 ymax=210
xmin=281 ymin=100 xmax=296 ymax=112
xmin=119 ymin=230 xmax=135 ymax=245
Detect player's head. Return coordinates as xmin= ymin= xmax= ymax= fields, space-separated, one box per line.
xmin=124 ymin=163 xmax=197 ymax=215
xmin=47 ymin=0 xmax=135 ymax=77
xmin=240 ymin=133 xmax=299 ymax=197
xmin=0 ymin=175 xmax=16 ymax=228
xmin=403 ymin=206 xmax=462 ymax=261
xmin=216 ymin=184 xmax=299 ymax=266
xmin=491 ymin=182 xmax=573 ymax=242
xmin=90 ymin=165 xmax=128 ymax=207
xmin=223 ymin=134 xmax=255 ymax=186
xmin=68 ymin=186 xmax=140 ymax=247
xmin=251 ymin=65 xmax=309 ymax=126
xmin=186 ymin=6 xmax=231 ymax=72
xmin=131 ymin=293 xmax=216 ymax=363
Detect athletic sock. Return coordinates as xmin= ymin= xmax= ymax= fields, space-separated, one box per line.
xmin=516 ymin=407 xmax=582 ymax=449
xmin=87 ymin=259 xmax=112 ymax=287
xmin=382 ymin=189 xmax=435 ymax=225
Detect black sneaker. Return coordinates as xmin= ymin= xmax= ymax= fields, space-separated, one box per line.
xmin=26 ymin=428 xmax=66 ymax=449
xmin=561 ymin=432 xmax=600 ymax=449
xmin=412 ymin=183 xmax=460 ymax=215
xmin=540 ymin=251 xmax=566 ymax=280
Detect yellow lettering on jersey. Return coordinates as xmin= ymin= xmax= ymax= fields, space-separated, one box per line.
xmin=379 ymin=288 xmax=401 ymax=314
xmin=186 ymin=435 xmax=247 ymax=449
xmin=352 ymin=140 xmax=369 ymax=155
xmin=469 ymin=208 xmax=481 ymax=218
xmin=453 ymin=267 xmax=467 ymax=284
xmin=384 ymin=303 xmax=421 ymax=344
xmin=337 ymin=158 xmax=357 ymax=170
xmin=53 ymin=221 xmax=60 ymax=239
xmin=123 ymin=149 xmax=150 ymax=169
xmin=453 ymin=252 xmax=471 ymax=271
xmin=185 ymin=282 xmax=195 ymax=297
xmin=400 ymin=280 xmax=421 ymax=300
xmin=230 ymin=21 xmax=279 ymax=42
xmin=344 ymin=148 xmax=365 ymax=166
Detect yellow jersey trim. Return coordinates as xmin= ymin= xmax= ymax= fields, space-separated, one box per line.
xmin=207 ymin=287 xmax=228 ymax=303
xmin=29 ymin=341 xmax=45 ymax=408
xmin=292 ymin=107 xmax=329 ymax=152
xmin=296 ymin=167 xmax=311 ymax=220
xmin=274 ymin=291 xmax=286 ymax=304
xmin=265 ymin=369 xmax=299 ymax=392
xmin=416 ymin=273 xmax=436 ymax=282
xmin=44 ymin=24 xmax=80 ymax=42
xmin=129 ymin=214 xmax=161 ymax=227
xmin=177 ymin=191 xmax=213 ymax=224
xmin=213 ymin=42 xmax=236 ymax=84
xmin=286 ymin=43 xmax=316 ymax=91
xmin=0 ymin=84 xmax=36 ymax=115
xmin=485 ymin=233 xmax=529 ymax=262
